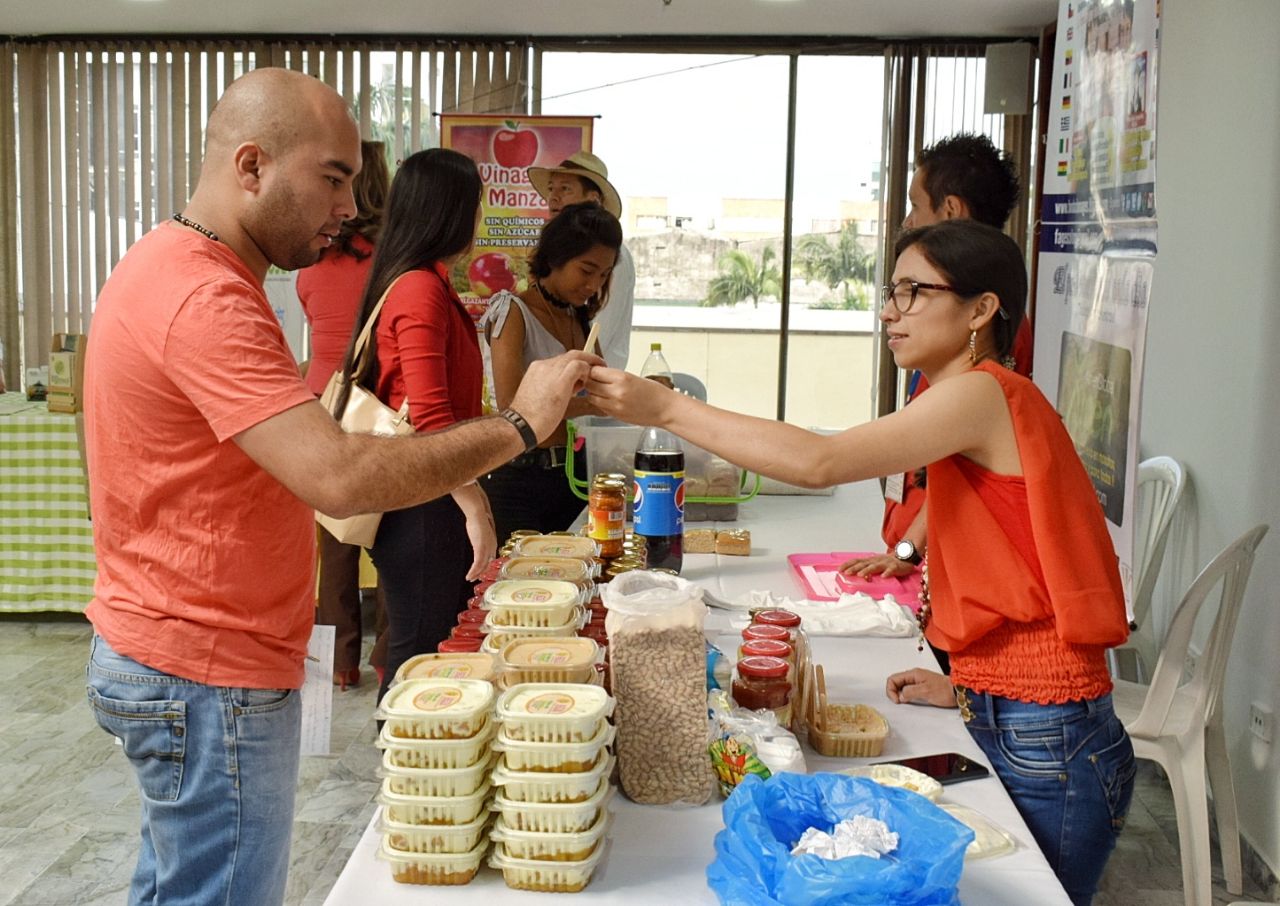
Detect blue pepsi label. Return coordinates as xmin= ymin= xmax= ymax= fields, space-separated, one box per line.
xmin=633 ymin=469 xmax=685 ymax=536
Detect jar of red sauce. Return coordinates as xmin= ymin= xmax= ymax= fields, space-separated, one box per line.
xmin=741 ymin=624 xmax=789 ymax=645
xmin=732 ymin=655 xmax=792 ymax=726
xmin=438 ymin=637 xmax=483 ymax=653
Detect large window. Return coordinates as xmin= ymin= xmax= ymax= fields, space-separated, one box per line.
xmin=540 ymin=52 xmax=790 ymax=422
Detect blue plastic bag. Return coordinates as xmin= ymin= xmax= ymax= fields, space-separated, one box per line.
xmin=706 ymin=772 xmax=974 ymax=906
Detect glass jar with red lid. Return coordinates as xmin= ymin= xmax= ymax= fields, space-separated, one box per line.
xmin=741 ymin=623 xmax=789 ymax=645
xmin=732 ymin=655 xmax=792 ymax=725
xmin=450 ymin=623 xmax=486 ymax=641
xmin=438 ymin=637 xmax=483 ymax=653
xmin=737 ymin=638 xmax=793 ymax=663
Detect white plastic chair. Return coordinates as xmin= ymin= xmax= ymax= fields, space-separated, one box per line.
xmin=1108 ymin=456 xmax=1187 ymax=682
xmin=671 ymin=372 xmax=707 ymax=401
xmin=1111 ymin=524 xmax=1269 ymax=906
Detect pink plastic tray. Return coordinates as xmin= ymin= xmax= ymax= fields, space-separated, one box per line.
xmin=786 ymin=552 xmax=923 ymax=610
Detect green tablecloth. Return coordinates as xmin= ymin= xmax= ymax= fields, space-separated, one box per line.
xmin=0 ymin=393 xmax=95 ymax=612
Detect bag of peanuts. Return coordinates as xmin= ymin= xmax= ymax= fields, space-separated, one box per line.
xmin=602 ymin=570 xmax=714 ymax=806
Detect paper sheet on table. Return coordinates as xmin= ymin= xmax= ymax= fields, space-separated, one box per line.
xmin=299 ymin=624 xmax=334 ymax=756
xmin=730 ymin=589 xmax=916 ymax=637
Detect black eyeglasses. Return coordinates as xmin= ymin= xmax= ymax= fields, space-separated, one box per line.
xmin=880 ymin=280 xmax=957 ymax=314
xmin=880 ymin=280 xmax=1012 ymax=319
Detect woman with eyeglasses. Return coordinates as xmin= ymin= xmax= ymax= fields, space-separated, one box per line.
xmin=585 ymin=219 xmax=1133 ymax=906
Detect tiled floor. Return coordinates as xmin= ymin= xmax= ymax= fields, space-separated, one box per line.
xmin=0 ymin=614 xmax=1275 ymax=906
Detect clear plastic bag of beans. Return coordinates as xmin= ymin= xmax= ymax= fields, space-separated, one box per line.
xmin=602 ymin=570 xmax=713 ymax=806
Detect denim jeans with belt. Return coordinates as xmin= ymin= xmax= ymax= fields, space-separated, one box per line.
xmin=957 ymin=687 xmax=1136 ymax=906
xmin=86 ymin=635 xmax=301 ymax=906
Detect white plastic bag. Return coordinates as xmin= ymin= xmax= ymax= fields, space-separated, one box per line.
xmin=603 ymin=571 xmax=713 ymax=805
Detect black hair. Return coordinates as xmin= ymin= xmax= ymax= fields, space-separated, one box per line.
xmin=894 ymin=220 xmax=1026 ymax=359
xmin=530 ymin=202 xmax=622 ymax=324
xmin=333 ymin=147 xmax=481 ymax=417
xmin=917 ymin=133 xmax=1020 ymax=229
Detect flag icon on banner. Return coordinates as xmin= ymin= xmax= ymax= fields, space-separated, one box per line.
xmin=1057 ymin=160 xmax=1069 ymax=176
xmin=1063 ymin=72 xmax=1072 ymax=89
xmin=1062 ymin=95 xmax=1072 ymax=109
xmin=1065 ymin=48 xmax=1074 ymax=64
xmin=1060 ymin=115 xmax=1072 ymax=131
xmin=1058 ymin=138 xmax=1069 ymax=154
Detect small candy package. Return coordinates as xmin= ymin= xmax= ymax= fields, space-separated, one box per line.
xmin=707 ymin=690 xmax=807 ymax=797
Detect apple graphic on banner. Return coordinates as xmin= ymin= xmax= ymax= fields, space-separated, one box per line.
xmin=493 ymin=120 xmax=538 ymax=168
xmin=469 ymin=253 xmax=518 ymax=295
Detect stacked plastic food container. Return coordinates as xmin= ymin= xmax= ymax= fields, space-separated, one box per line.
xmin=375 ymin=533 xmax=616 ymax=891
xmin=374 ymin=672 xmax=498 ymax=885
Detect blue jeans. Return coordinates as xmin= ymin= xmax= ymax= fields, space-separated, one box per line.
xmin=959 ymin=687 xmax=1136 ymax=906
xmin=86 ymin=635 xmax=301 ymax=906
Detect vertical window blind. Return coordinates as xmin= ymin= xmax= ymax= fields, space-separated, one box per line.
xmin=0 ymin=39 xmax=532 ymax=387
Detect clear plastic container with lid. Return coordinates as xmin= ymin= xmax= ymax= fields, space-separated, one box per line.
xmin=376 ymin=722 xmax=496 ymax=770
xmin=482 ymin=609 xmax=586 ymax=653
xmin=495 ymin=682 xmax=614 ymax=743
xmin=502 ymin=555 xmax=598 ymax=587
xmin=393 ymin=652 xmax=498 ymax=685
xmin=490 ymin=778 xmax=613 ymax=833
xmin=489 ymin=808 xmax=611 ymax=862
xmin=732 ymin=655 xmax=792 ymax=727
xmin=492 ymin=721 xmax=616 ymax=774
xmin=484 ymin=579 xmax=584 ymax=626
xmin=377 ymin=779 xmax=494 ymax=826
xmin=378 ymin=835 xmax=488 ymax=885
xmin=490 ymin=751 xmax=614 ymax=803
xmin=380 ymin=810 xmax=492 ymax=855
xmin=377 ymin=677 xmax=495 ymax=740
xmin=500 ymin=637 xmax=600 ymax=685
xmin=488 ymin=841 xmax=606 ymax=893
xmin=380 ymin=750 xmax=496 ymax=798
xmin=511 ymin=535 xmax=600 ymax=562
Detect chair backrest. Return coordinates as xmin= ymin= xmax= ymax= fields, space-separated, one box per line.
xmin=671 ymin=372 xmax=708 ymax=401
xmin=1131 ymin=456 xmax=1187 ymax=629
xmin=1128 ymin=524 xmax=1269 ymax=740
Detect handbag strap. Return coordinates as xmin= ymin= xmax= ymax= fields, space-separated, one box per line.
xmin=347 ymin=274 xmax=404 ymax=384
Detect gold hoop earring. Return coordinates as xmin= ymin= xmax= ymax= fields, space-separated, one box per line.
xmin=968 ymin=331 xmax=977 ymax=364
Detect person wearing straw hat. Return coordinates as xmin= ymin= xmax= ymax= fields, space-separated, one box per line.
xmin=528 ymin=151 xmax=635 ymax=370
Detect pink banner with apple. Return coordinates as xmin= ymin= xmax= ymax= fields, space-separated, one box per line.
xmin=441 ymin=114 xmax=595 ymax=323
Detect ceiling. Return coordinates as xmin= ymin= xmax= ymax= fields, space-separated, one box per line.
xmin=2 ymin=0 xmax=1058 ymax=40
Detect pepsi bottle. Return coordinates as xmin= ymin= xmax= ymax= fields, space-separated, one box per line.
xmin=633 ymin=426 xmax=684 ymax=573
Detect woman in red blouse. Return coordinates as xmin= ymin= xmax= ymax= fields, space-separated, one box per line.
xmin=335 ymin=148 xmax=492 ymax=704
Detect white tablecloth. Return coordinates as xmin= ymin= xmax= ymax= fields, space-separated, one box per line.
xmin=324 ymin=482 xmax=1071 ymax=906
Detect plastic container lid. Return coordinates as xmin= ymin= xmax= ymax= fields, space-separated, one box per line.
xmin=736 ymin=655 xmax=790 ymax=679
xmin=511 ymin=535 xmax=600 ymax=561
xmin=438 ymin=637 xmax=484 ymax=653
xmin=753 ymin=609 xmax=802 ymax=629
xmin=395 ymin=652 xmax=497 ymax=684
xmin=739 ymin=639 xmax=793 ymax=660
xmin=498 ymin=683 xmax=612 ymax=722
xmin=502 ymin=637 xmax=599 ymax=670
xmin=741 ymin=624 xmax=790 ymax=643
xmin=457 ymin=608 xmax=489 ymax=625
xmin=501 ymin=557 xmax=594 ymax=585
xmin=379 ymin=677 xmax=494 ymax=732
xmin=484 ymin=579 xmax=581 ymax=610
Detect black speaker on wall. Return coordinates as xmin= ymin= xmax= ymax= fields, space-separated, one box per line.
xmin=984 ymin=43 xmax=1033 ymax=116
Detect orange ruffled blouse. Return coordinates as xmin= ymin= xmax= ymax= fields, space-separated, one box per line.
xmin=924 ymin=362 xmax=1129 ymax=704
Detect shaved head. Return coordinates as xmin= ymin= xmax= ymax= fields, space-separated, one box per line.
xmin=183 ymin=67 xmax=362 ymax=279
xmin=204 ymin=67 xmax=352 ymax=163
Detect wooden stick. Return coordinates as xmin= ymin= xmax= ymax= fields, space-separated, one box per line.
xmin=584 ymin=321 xmax=602 ymax=357
xmin=817 ymin=664 xmax=829 ymax=732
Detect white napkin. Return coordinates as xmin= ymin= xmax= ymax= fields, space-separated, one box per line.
xmin=731 ymin=590 xmax=916 ymax=637
xmin=791 ymin=815 xmax=899 ymax=860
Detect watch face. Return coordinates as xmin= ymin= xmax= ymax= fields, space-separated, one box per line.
xmin=895 ymin=540 xmax=917 ymax=561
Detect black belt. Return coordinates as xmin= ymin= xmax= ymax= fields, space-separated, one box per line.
xmin=508 ymin=445 xmax=569 ymax=470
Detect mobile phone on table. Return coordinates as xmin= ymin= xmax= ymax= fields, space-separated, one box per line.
xmin=874 ymin=752 xmax=991 ymax=785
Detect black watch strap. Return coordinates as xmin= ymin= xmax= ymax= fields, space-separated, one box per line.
xmin=498 ymin=407 xmax=538 ymax=453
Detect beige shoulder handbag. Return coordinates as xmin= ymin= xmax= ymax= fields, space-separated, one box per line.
xmin=316 ymin=277 xmax=413 ymax=548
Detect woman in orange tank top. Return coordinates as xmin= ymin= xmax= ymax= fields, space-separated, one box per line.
xmin=585 ymin=220 xmax=1133 ymax=905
